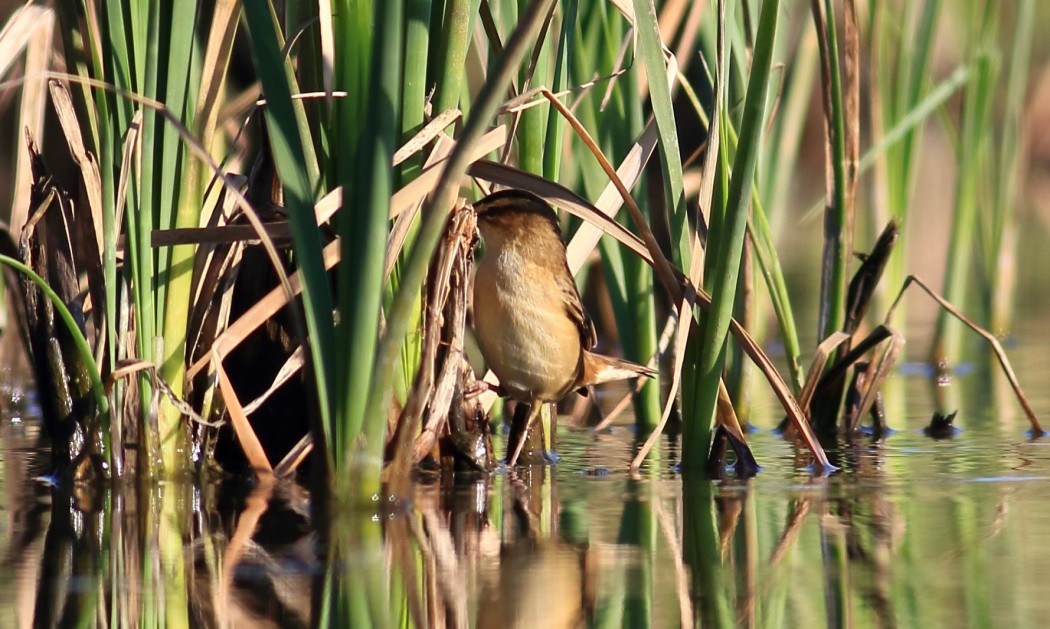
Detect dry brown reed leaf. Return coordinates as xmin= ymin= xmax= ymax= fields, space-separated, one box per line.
xmin=653 ymin=500 xmax=695 ymax=628
xmin=104 ymin=358 xmax=216 ymax=427
xmin=154 ymin=185 xmax=342 ymax=249
xmin=385 ymin=133 xmax=456 ymax=281
xmin=105 ymin=360 xmax=154 ymax=396
xmin=218 ymin=475 xmax=275 ymax=622
xmin=187 ymin=174 xmax=246 ymax=341
xmin=273 ymin=433 xmax=313 ymax=478
xmin=39 ymin=71 xmax=302 ymax=345
xmin=318 ymin=0 xmax=335 ymax=110
xmin=797 ymin=331 xmax=851 ymax=413
xmin=600 ymin=29 xmax=634 ymax=111
xmin=658 ymin=0 xmax=689 ymax=43
xmin=847 ymin=326 xmax=904 ymax=431
xmin=499 ymin=72 xmax=633 ymax=117
xmin=49 ymin=81 xmax=105 ymax=257
xmin=214 ymin=346 xmax=273 ymax=471
xmin=114 ymin=111 xmax=143 ymax=241
xmin=538 ymin=90 xmax=683 ymax=301
xmin=769 ymin=498 xmax=812 ymax=567
xmin=564 ymin=121 xmax=659 ymax=273
xmin=392 ymin=108 xmax=462 ymax=166
xmin=4 ymin=5 xmax=53 ymax=238
xmin=314 ymin=186 xmax=341 ymax=223
xmin=45 ymin=83 xmax=109 ymax=357
xmin=242 ymin=346 xmax=305 ymax=416
xmin=151 ymin=222 xmax=295 ymax=247
xmin=404 ymin=207 xmax=475 ymax=465
xmin=716 ymin=378 xmax=748 ymax=446
xmin=630 ymin=294 xmax=692 ymax=469
xmin=194 ymin=0 xmax=240 ymax=154
xmin=0 ymin=5 xmax=51 ymax=75
xmin=885 ymin=276 xmax=1044 ymax=435
xmin=671 ymin=0 xmax=707 ymax=85
xmin=390 ymin=125 xmax=507 ymax=219
xmin=187 ymin=238 xmax=340 ymax=381
xmin=187 ymin=237 xmax=244 ymax=427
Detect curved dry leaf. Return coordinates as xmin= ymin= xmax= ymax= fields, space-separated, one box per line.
xmin=392 ymin=108 xmax=462 ymax=166
xmin=797 ymin=331 xmax=851 ymax=413
xmin=214 ymin=346 xmax=273 ymax=471
xmin=49 ymin=80 xmax=104 ymax=256
xmin=7 ymin=5 xmax=53 ymax=238
xmin=887 ymin=276 xmax=1043 ymax=435
xmin=565 ymin=121 xmax=659 ymax=273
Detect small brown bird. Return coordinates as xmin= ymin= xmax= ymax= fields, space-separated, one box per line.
xmin=471 ymin=189 xmax=657 ymax=465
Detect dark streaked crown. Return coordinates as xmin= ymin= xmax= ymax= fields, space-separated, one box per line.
xmin=472 ymin=189 xmax=562 ymax=236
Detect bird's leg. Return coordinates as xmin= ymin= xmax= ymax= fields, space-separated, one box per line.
xmin=507 ymin=401 xmax=543 ymax=467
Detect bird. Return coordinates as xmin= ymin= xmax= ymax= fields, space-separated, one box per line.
xmin=471 ymin=189 xmax=658 ymax=466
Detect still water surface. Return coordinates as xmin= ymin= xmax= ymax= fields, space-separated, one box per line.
xmin=2 ymin=321 xmax=1049 ymax=627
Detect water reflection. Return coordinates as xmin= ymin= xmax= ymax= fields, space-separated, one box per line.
xmin=5 ymin=372 xmax=1050 ymax=626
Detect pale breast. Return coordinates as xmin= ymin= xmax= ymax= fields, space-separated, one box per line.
xmin=473 ymin=247 xmax=582 ymax=402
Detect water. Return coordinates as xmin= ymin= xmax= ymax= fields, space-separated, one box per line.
xmin=2 ymin=323 xmax=1050 ymax=627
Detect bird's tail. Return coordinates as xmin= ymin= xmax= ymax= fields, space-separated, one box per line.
xmin=581 ymin=351 xmax=658 ymax=387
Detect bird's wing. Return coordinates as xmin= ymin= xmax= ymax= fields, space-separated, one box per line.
xmin=558 ymin=264 xmax=597 ymax=350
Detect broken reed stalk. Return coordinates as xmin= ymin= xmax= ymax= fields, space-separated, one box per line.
xmin=886 ymin=276 xmax=1043 ymax=436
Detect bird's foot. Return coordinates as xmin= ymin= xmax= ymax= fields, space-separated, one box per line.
xmin=464 ymin=379 xmax=505 ymax=399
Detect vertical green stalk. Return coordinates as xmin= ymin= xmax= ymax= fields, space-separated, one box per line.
xmin=874 ymin=0 xmax=941 ymax=323
xmin=388 ymin=0 xmax=432 ymax=406
xmin=820 ymin=508 xmax=852 ymax=628
xmin=243 ymin=0 xmax=337 ymax=456
xmin=631 ymin=0 xmax=687 ymax=270
xmin=617 ymin=484 xmax=655 ymax=627
xmin=542 ymin=0 xmax=576 ymax=183
xmin=335 ymin=0 xmax=403 ymax=499
xmin=987 ymin=0 xmax=1033 ymax=332
xmin=516 ymin=0 xmax=551 ymax=175
xmin=160 ymin=484 xmax=190 ymax=627
xmin=136 ymin=1 xmax=164 ymax=471
xmin=99 ymin=1 xmax=132 ymax=379
xmin=683 ymin=480 xmax=733 ymax=628
xmin=157 ymin=3 xmax=201 ymax=473
xmin=932 ymin=2 xmax=996 ymax=365
xmin=432 ymin=0 xmax=481 ymax=116
xmin=573 ymin=2 xmax=659 ymax=435
xmin=683 ymin=0 xmax=779 ymax=471
xmin=814 ymin=0 xmax=851 ymax=343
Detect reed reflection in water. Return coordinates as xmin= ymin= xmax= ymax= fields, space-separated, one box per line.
xmin=4 ymin=401 xmax=1050 ymax=627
